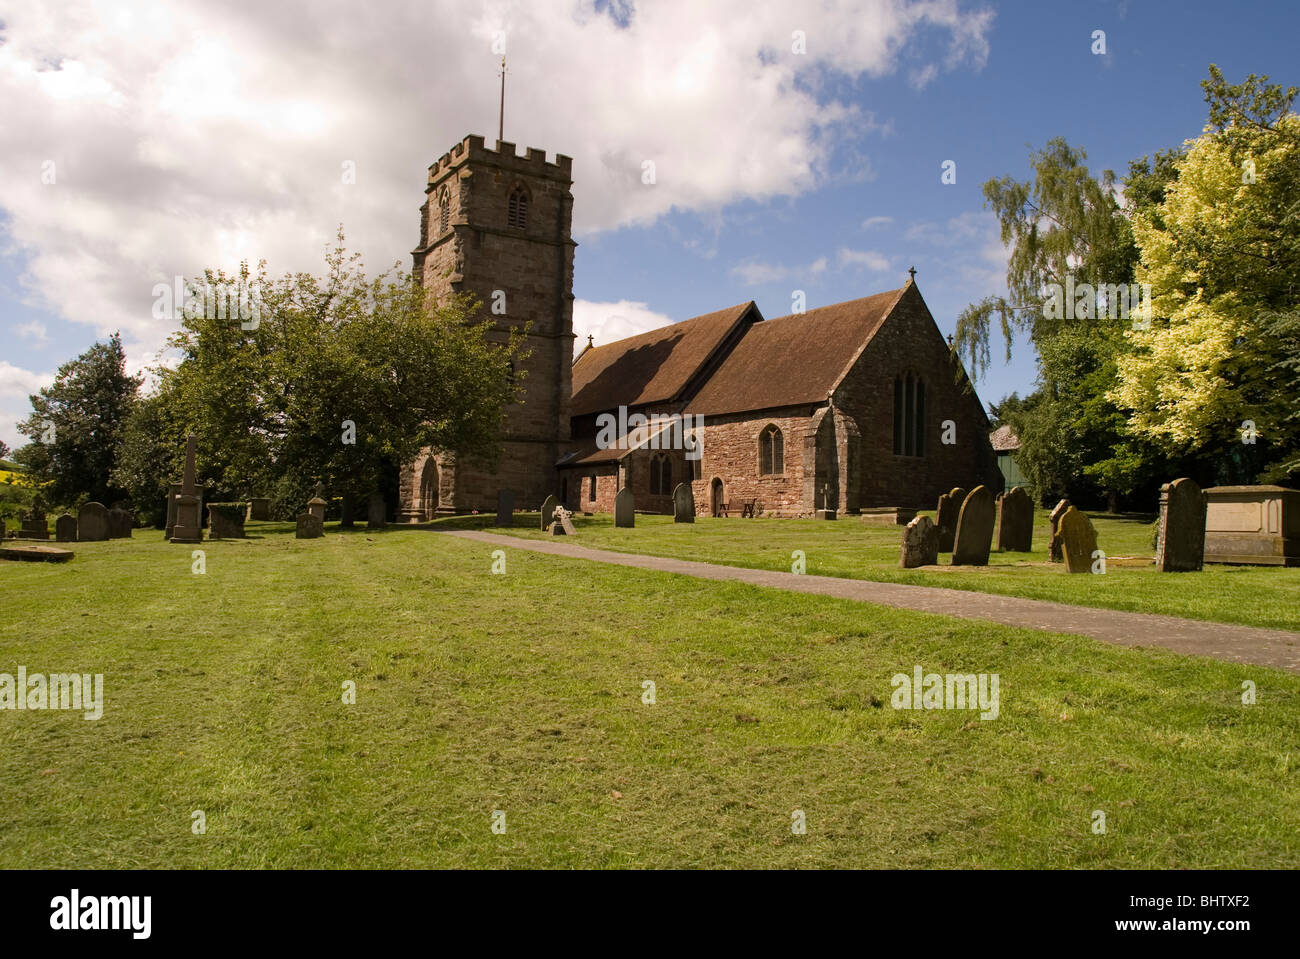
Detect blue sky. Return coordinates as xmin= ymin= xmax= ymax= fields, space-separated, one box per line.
xmin=2 ymin=0 xmax=1297 ymax=450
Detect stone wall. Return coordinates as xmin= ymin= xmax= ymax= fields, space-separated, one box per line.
xmin=689 ymin=406 xmax=815 ymax=516
xmin=831 ymin=283 xmax=1000 ymax=508
xmin=401 ymin=135 xmax=576 ymax=515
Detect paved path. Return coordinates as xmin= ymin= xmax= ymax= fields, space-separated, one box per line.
xmin=442 ymin=530 xmax=1300 ymax=674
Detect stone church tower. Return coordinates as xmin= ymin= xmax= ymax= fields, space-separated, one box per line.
xmin=399 ymin=135 xmax=576 ymax=519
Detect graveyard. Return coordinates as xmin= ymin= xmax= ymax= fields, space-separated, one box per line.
xmin=2 ymin=512 xmax=1299 ymax=868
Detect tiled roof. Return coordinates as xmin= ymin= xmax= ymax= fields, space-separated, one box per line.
xmin=684 ymin=287 xmax=906 ymax=416
xmin=570 ymin=302 xmax=757 ymax=417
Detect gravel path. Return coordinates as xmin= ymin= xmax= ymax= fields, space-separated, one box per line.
xmin=441 ymin=529 xmax=1300 ymax=673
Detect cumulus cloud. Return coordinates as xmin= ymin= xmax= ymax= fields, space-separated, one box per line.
xmin=729 ymin=256 xmax=828 ymax=286
xmin=0 ymin=361 xmax=55 ymax=447
xmin=572 ymin=299 xmax=676 ymax=355
xmin=837 ymin=247 xmax=892 ymax=271
xmin=0 ymin=0 xmax=994 ymax=375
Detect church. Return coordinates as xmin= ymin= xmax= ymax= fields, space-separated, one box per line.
xmin=398 ymin=134 xmax=1000 ymax=520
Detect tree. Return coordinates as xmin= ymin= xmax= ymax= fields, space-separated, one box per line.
xmin=0 ymin=440 xmax=10 ymax=462
xmin=117 ymin=237 xmax=528 ymax=516
xmin=16 ymin=333 xmax=141 ymax=505
xmin=1112 ymin=70 xmax=1300 ymax=484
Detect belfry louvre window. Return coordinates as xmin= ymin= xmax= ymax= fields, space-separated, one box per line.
xmin=893 ymin=373 xmax=926 ymax=457
xmin=759 ymin=425 xmax=784 ymax=475
xmin=438 ymin=187 xmax=450 ymax=234
xmin=507 ymin=188 xmax=528 ymax=229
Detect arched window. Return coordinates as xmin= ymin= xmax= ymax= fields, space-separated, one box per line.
xmin=893 ymin=373 xmax=926 ymax=457
xmin=759 ymin=425 xmax=784 ymax=475
xmin=649 ymin=453 xmax=672 ymax=495
xmin=438 ymin=186 xmax=450 ymax=234
xmin=507 ymin=185 xmax=529 ymax=229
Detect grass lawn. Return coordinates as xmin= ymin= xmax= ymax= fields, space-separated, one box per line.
xmin=1 ymin=523 xmax=1297 ymax=868
xmin=464 ymin=511 xmax=1300 ymax=632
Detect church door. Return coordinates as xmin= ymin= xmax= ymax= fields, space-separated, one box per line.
xmin=419 ymin=459 xmax=440 ymax=519
xmin=710 ymin=478 xmax=723 ymax=517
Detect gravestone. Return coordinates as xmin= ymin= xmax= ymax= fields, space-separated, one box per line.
xmin=861 ymin=507 xmax=916 ymax=527
xmin=935 ymin=492 xmax=958 ymax=552
xmin=495 ymin=489 xmax=514 ymax=527
xmin=816 ymin=482 xmax=837 ymax=520
xmin=1 ymin=543 xmax=74 ymax=563
xmin=164 ymin=482 xmax=182 ymax=538
xmin=1155 ymin=477 xmax=1207 ymax=572
xmin=672 ymin=483 xmax=694 ymax=523
xmin=539 ymin=494 xmax=558 ymax=531
xmin=107 ymin=508 xmax=134 ymax=539
xmin=19 ymin=497 xmax=49 ymax=540
xmin=1058 ymin=506 xmax=1098 ymax=574
xmin=899 ymin=514 xmax=939 ymax=569
xmin=949 ymin=487 xmax=969 ymax=512
xmin=950 ymin=485 xmax=995 ymax=566
xmin=78 ymin=502 xmax=109 ymax=542
xmin=614 ymin=487 xmax=635 ymax=528
xmin=996 ymin=486 xmax=1033 ymax=552
xmin=295 ymin=513 xmax=323 ymax=539
xmin=1202 ymin=485 xmax=1299 ymax=566
xmin=367 ymin=492 xmax=386 ymax=529
xmin=1048 ymin=499 xmax=1071 ymax=563
xmin=55 ymin=514 xmax=77 ymax=542
xmin=246 ymin=497 xmax=271 ymax=521
xmin=170 ymin=434 xmax=204 ymax=544
xmin=556 ymin=506 xmax=576 ymax=535
xmin=206 ymin=504 xmax=246 ymax=539
xmin=307 ymin=483 xmax=327 ymax=524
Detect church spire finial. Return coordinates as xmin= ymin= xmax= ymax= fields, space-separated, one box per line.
xmin=587 ymin=334 xmax=594 ymax=348
xmin=907 ymin=265 xmax=917 ymax=283
xmin=497 ymin=56 xmax=507 ymax=145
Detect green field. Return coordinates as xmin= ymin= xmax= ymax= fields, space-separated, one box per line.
xmin=1 ymin=523 xmax=1297 ymax=868
xmin=471 ymin=511 xmax=1300 ymax=631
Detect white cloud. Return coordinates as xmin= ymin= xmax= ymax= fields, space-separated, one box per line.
xmin=730 ymin=256 xmax=829 ymax=286
xmin=837 ymin=248 xmax=892 ymax=271
xmin=0 ymin=361 xmax=55 ymax=448
xmin=572 ymin=299 xmax=675 ymax=355
xmin=860 ymin=215 xmax=894 ymax=230
xmin=0 ymin=0 xmax=995 ymax=371
xmin=13 ymin=320 xmax=48 ymax=345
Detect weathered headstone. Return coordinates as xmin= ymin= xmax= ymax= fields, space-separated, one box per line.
xmin=951 ymin=485 xmax=995 ymax=566
xmin=1058 ymin=506 xmax=1098 ymax=574
xmin=307 ymin=483 xmax=327 ymax=524
xmin=672 ymin=483 xmax=694 ymax=523
xmin=55 ymin=514 xmax=77 ymax=542
xmin=899 ymin=514 xmax=939 ymax=568
xmin=78 ymin=502 xmax=109 ymax=542
xmin=19 ymin=496 xmax=49 ymax=540
xmin=246 ymin=497 xmax=271 ymax=521
xmin=1202 ymin=486 xmax=1298 ymax=566
xmin=935 ymin=492 xmax=957 ymax=552
xmin=206 ymin=504 xmax=246 ymax=539
xmin=539 ymin=494 xmax=558 ymax=531
xmin=1155 ymin=477 xmax=1207 ymax=572
xmin=556 ymin=506 xmax=576 ymax=535
xmin=295 ymin=513 xmax=323 ymax=539
xmin=614 ymin=487 xmax=635 ymax=528
xmin=1048 ymin=498 xmax=1071 ymax=563
xmin=164 ymin=482 xmax=182 ymax=538
xmin=0 ymin=543 xmax=74 ymax=563
xmin=495 ymin=489 xmax=515 ymax=527
xmin=949 ymin=487 xmax=969 ymax=512
xmin=107 ymin=508 xmax=134 ymax=539
xmin=170 ymin=434 xmax=204 ymax=544
xmin=367 ymin=492 xmax=386 ymax=529
xmin=996 ymin=486 xmax=1033 ymax=552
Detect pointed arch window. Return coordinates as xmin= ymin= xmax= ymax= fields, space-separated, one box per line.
xmin=438 ymin=186 xmax=450 ymax=235
xmin=649 ymin=453 xmax=672 ymax=495
xmin=759 ymin=425 xmax=784 ymax=475
xmin=893 ymin=373 xmax=926 ymax=457
xmin=507 ymin=185 xmax=529 ymax=229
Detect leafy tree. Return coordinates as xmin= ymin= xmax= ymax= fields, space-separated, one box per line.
xmin=117 ymin=237 xmax=527 ymax=517
xmin=16 ymin=333 xmax=141 ymax=505
xmin=0 ymin=440 xmax=10 ymax=461
xmin=1112 ymin=70 xmax=1300 ymax=484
